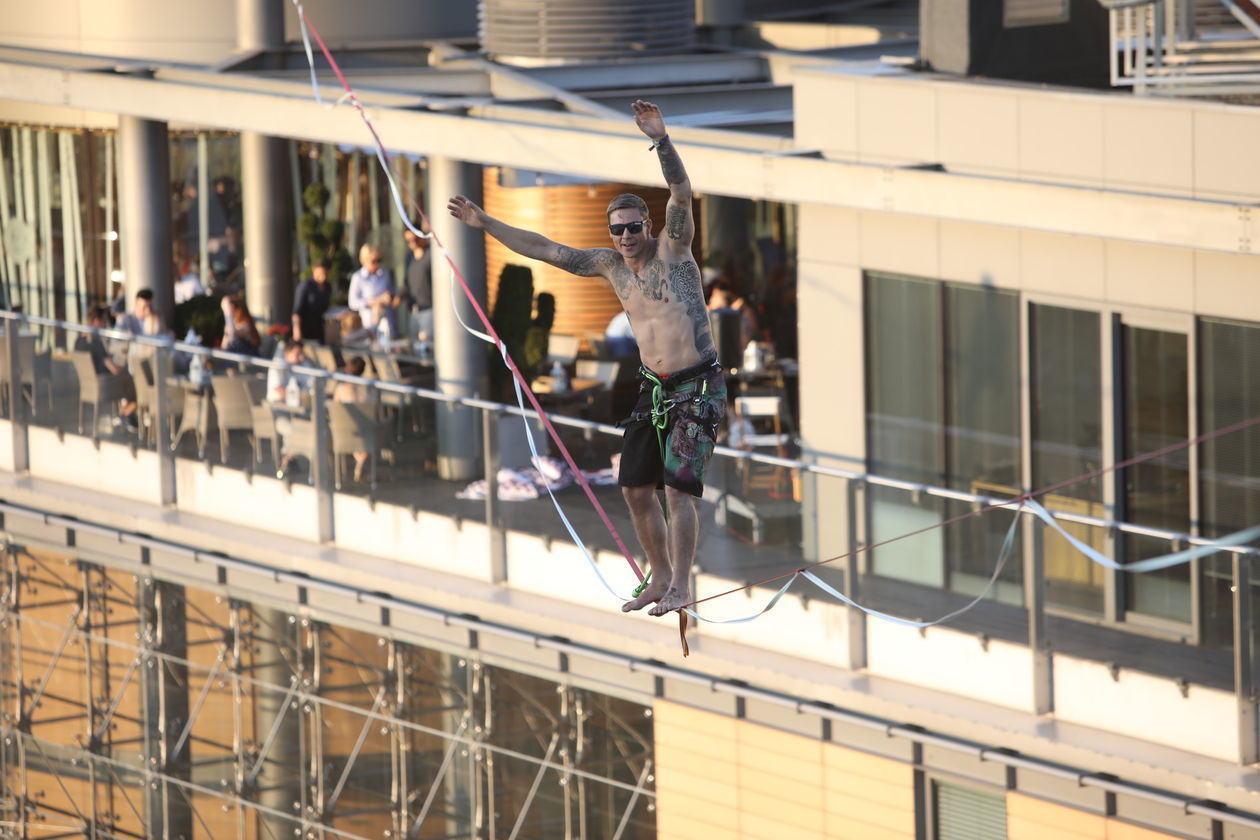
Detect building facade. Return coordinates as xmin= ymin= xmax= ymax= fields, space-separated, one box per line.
xmin=1 ymin=0 xmax=1259 ymax=838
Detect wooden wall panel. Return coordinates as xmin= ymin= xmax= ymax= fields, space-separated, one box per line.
xmin=1008 ymin=792 xmax=1107 ymax=840
xmin=654 ymin=699 xmax=917 ymax=839
xmin=481 ymin=169 xmax=677 ymax=336
xmin=823 ymin=742 xmax=916 ymax=839
xmin=1107 ymin=820 xmax=1189 ymax=840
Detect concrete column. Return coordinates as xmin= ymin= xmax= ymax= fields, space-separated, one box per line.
xmin=253 ymin=607 xmax=302 ymax=836
xmin=117 ymin=115 xmax=174 ymax=324
xmin=427 ymin=156 xmax=488 ymax=481
xmin=139 ymin=578 xmax=191 ymax=839
xmin=237 ymin=0 xmax=293 ymax=326
xmin=236 ymin=0 xmax=284 ymax=52
xmin=240 ymin=133 xmax=294 ymax=325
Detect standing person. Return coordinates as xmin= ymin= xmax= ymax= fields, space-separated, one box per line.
xmin=402 ymin=228 xmax=433 ymax=341
xmin=348 ymin=243 xmax=394 ymax=330
xmin=292 ymin=258 xmax=333 ymax=344
xmin=448 ymin=100 xmax=724 ymax=617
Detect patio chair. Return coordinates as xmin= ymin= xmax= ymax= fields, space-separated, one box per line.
xmin=210 ymin=375 xmax=255 ymax=464
xmin=575 ymin=359 xmax=619 ymax=421
xmin=0 ymin=333 xmax=54 ymax=418
xmin=132 ymin=358 xmax=184 ymax=448
xmin=328 ymin=400 xmax=394 ymax=491
xmin=544 ymin=333 xmax=581 ymax=371
xmin=68 ymin=350 xmax=131 ymax=439
xmin=373 ymin=354 xmax=425 ymax=437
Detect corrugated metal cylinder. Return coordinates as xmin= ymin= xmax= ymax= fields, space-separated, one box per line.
xmin=482 ymin=170 xmax=674 ymax=336
xmin=479 ymin=0 xmax=696 ymax=63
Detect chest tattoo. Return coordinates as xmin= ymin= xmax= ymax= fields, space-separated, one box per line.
xmin=612 ymin=261 xmax=668 ymax=302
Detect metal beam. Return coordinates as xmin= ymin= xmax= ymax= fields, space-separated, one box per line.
xmin=0 ymin=54 xmax=1253 ymax=255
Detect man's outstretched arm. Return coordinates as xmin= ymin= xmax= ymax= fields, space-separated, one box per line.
xmin=632 ymin=100 xmax=694 ymax=248
xmin=447 ymin=194 xmax=612 ymax=277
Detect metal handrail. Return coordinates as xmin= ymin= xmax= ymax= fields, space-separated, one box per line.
xmin=2 ymin=494 xmax=1260 ymax=833
xmin=3 ymin=310 xmax=1256 ymax=559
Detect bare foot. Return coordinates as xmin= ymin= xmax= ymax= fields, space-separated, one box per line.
xmin=622 ymin=580 xmax=667 ymax=612
xmin=649 ymin=586 xmax=691 ymax=617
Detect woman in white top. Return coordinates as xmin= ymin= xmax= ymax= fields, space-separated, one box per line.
xmin=347 ymin=243 xmax=395 ymax=329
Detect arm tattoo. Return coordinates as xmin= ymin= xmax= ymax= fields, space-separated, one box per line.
xmin=665 ymin=205 xmax=687 ymax=240
xmin=554 ymin=246 xmax=606 ymax=277
xmin=655 ymin=139 xmax=688 ymax=186
xmin=669 ymin=261 xmax=716 ymax=359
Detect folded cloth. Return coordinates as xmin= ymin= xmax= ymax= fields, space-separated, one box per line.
xmin=455 ymin=456 xmax=618 ymax=499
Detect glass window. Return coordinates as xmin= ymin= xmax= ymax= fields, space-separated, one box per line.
xmin=1121 ymin=325 xmax=1191 ymax=624
xmin=1198 ymin=317 xmax=1260 ymax=648
xmin=943 ymin=283 xmax=1022 ymax=597
xmin=1030 ymin=304 xmax=1105 ymax=615
xmin=864 ymin=273 xmax=1021 ymax=598
xmin=866 ymin=272 xmax=945 ymax=586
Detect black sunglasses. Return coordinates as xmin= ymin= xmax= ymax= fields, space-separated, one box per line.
xmin=608 ymin=221 xmax=646 ymax=236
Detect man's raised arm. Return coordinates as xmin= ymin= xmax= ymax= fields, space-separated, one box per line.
xmin=447 ymin=194 xmax=611 ymax=277
xmin=632 ymin=100 xmax=694 ymax=248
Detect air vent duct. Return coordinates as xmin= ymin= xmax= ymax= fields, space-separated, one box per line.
xmin=480 ymin=0 xmax=696 ymax=64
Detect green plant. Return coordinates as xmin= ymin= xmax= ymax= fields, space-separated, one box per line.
xmin=173 ymin=294 xmax=225 ymax=347
xmin=523 ymin=291 xmax=555 ymax=374
xmin=297 ymin=181 xmax=354 ymax=305
xmin=490 ymin=264 xmax=536 ymax=395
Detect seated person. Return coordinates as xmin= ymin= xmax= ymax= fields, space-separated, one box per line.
xmin=221 ymin=293 xmax=261 ymax=356
xmin=267 ymin=339 xmax=310 ymax=404
xmin=337 ymin=310 xmax=374 ymax=346
xmin=605 ymin=310 xmax=639 ymax=359
xmin=707 ymin=277 xmax=758 ymax=352
xmin=267 ymin=339 xmax=313 ymax=477
xmin=76 ymin=305 xmax=137 ymax=428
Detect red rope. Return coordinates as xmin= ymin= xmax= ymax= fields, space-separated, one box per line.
xmin=297 ymin=9 xmax=644 ymax=582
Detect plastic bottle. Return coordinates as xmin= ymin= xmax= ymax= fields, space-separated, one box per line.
xmin=376 ymin=315 xmax=392 ymax=348
xmin=186 ymin=329 xmax=205 ymax=384
xmin=285 ymin=374 xmax=302 ymax=409
xmin=549 ymin=360 xmax=569 ymax=393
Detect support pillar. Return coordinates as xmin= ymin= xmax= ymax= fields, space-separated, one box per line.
xmin=139 ymin=578 xmax=191 ymax=839
xmin=240 ymin=134 xmax=294 ymax=326
xmin=117 ymin=115 xmax=174 ymax=324
xmin=427 ymin=157 xmax=488 ymax=481
xmin=253 ymin=607 xmax=302 ymax=836
xmin=237 ymin=0 xmax=292 ymax=326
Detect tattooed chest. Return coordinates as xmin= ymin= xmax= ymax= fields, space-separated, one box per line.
xmin=611 ymin=263 xmax=670 ymax=302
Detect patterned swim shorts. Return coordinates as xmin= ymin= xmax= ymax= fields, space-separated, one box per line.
xmin=618 ymin=358 xmax=728 ymax=498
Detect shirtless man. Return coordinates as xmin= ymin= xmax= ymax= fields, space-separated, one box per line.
xmin=448 ymin=100 xmax=724 ymax=616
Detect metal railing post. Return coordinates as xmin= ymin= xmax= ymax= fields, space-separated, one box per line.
xmin=1233 ymin=551 xmax=1257 ymax=764
xmin=483 ymin=406 xmax=506 ymax=584
xmin=311 ymin=373 xmax=334 ymax=544
xmin=846 ymin=477 xmax=867 ymax=670
xmin=1024 ymin=509 xmax=1053 ymax=715
xmin=6 ymin=317 xmax=29 ymax=473
xmin=154 ymin=342 xmax=176 ymax=506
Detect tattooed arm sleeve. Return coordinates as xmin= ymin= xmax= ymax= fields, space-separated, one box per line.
xmin=655 ymin=138 xmax=695 ymax=246
xmin=551 ymin=245 xmax=615 ymax=278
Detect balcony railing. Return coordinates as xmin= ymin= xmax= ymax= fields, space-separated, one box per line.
xmin=1105 ymin=0 xmax=1260 ymax=93
xmin=1 ymin=309 xmax=1258 ymax=759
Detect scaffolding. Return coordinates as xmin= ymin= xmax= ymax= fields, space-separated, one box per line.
xmin=0 ymin=542 xmax=656 ymax=840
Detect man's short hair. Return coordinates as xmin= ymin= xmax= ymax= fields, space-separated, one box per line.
xmin=314 ymin=257 xmax=331 ymax=270
xmin=284 ymin=337 xmax=304 ymax=353
xmin=606 ymin=193 xmax=649 ymax=220
xmin=135 ymin=289 xmax=154 ymax=302
xmin=358 ymin=243 xmax=382 ymax=264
